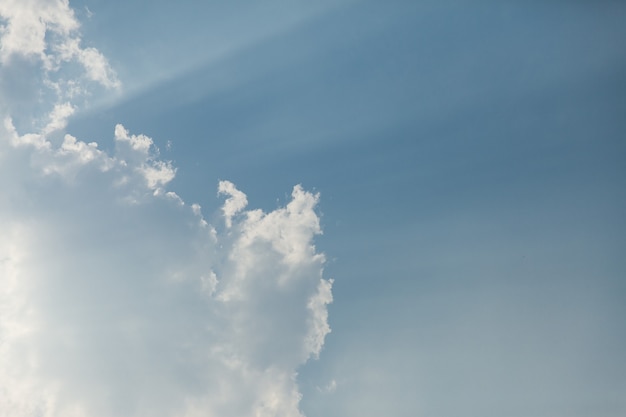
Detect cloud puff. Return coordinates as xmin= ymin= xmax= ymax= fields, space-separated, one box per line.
xmin=0 ymin=0 xmax=118 ymax=88
xmin=0 ymin=0 xmax=119 ymax=134
xmin=218 ymin=180 xmax=249 ymax=228
xmin=0 ymin=2 xmax=332 ymax=416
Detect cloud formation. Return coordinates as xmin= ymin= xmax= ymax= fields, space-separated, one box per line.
xmin=0 ymin=2 xmax=332 ymax=416
xmin=0 ymin=0 xmax=118 ymax=88
xmin=0 ymin=0 xmax=119 ymax=134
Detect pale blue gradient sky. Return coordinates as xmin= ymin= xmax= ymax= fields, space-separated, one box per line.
xmin=67 ymin=1 xmax=626 ymax=416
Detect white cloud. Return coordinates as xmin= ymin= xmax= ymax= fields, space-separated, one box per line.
xmin=114 ymin=124 xmax=153 ymax=152
xmin=0 ymin=121 xmax=333 ymax=417
xmin=0 ymin=0 xmax=119 ymax=89
xmin=0 ymin=0 xmax=78 ymax=62
xmin=218 ymin=179 xmax=249 ymax=228
xmin=113 ymin=124 xmax=176 ymax=191
xmin=0 ymin=2 xmax=333 ymax=416
xmin=71 ymin=44 xmax=120 ymax=89
xmin=0 ymin=0 xmax=119 ymax=135
xmin=43 ymin=102 xmax=75 ymax=134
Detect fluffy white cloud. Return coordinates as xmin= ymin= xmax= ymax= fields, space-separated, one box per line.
xmin=0 ymin=0 xmax=118 ymax=88
xmin=0 ymin=0 xmax=78 ymax=61
xmin=0 ymin=0 xmax=119 ymax=135
xmin=0 ymin=119 xmax=333 ymax=417
xmin=0 ymin=2 xmax=333 ymax=416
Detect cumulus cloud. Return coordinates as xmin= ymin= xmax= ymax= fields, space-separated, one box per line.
xmin=0 ymin=119 xmax=333 ymax=417
xmin=0 ymin=2 xmax=333 ymax=417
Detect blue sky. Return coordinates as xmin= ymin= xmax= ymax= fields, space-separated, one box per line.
xmin=1 ymin=1 xmax=625 ymax=416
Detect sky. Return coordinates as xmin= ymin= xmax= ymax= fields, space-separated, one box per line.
xmin=1 ymin=1 xmax=625 ymax=417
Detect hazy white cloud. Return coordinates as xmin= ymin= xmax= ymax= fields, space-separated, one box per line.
xmin=316 ymin=379 xmax=338 ymax=394
xmin=0 ymin=120 xmax=333 ymax=417
xmin=0 ymin=2 xmax=333 ymax=416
